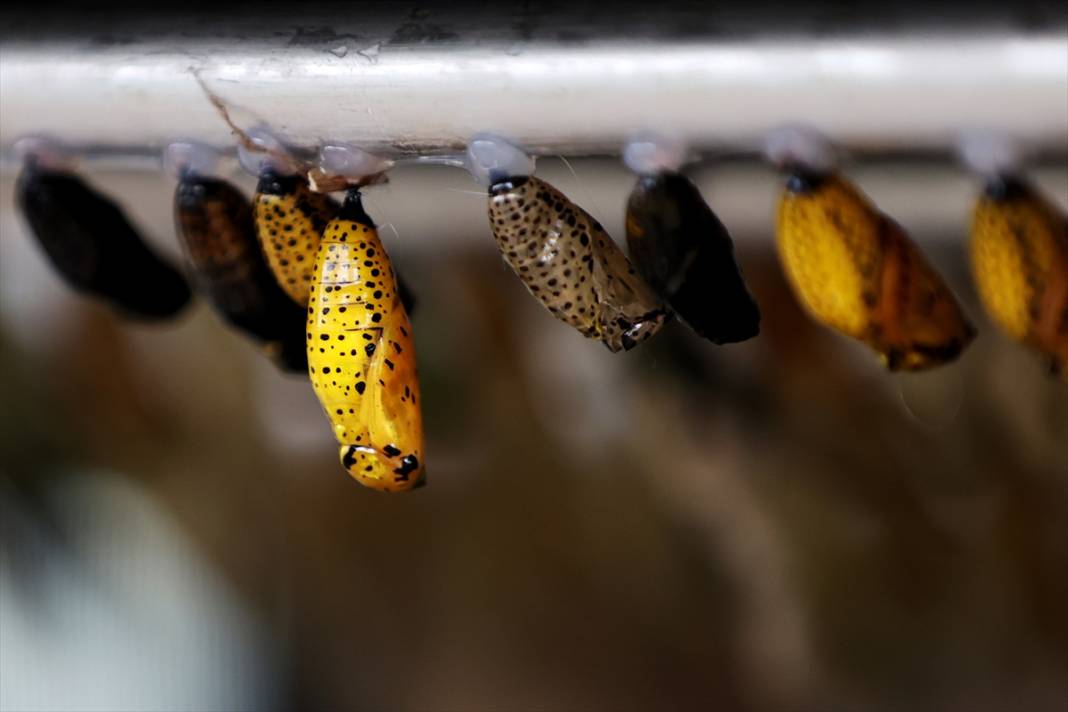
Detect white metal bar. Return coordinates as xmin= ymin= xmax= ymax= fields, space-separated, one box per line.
xmin=2 ymin=33 xmax=1067 ymax=162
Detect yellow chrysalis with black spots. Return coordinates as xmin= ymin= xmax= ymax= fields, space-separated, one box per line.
xmin=253 ymin=169 xmax=339 ymax=305
xmin=307 ymin=188 xmax=425 ymax=492
xmin=971 ymin=176 xmax=1068 ymax=376
xmin=776 ymin=171 xmax=975 ymax=371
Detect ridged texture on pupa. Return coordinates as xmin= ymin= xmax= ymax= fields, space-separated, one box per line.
xmin=626 ymin=171 xmax=760 ymax=344
xmin=776 ymin=171 xmax=975 ymax=371
xmin=174 ymin=174 xmax=308 ymax=372
xmin=253 ymin=170 xmax=339 ymax=305
xmin=307 ymin=189 xmax=425 ymax=492
xmin=488 ymin=175 xmax=668 ymax=352
xmin=16 ymin=163 xmax=191 ymax=319
xmin=971 ymin=176 xmax=1068 ymax=376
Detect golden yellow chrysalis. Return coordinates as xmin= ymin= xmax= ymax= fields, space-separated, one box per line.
xmin=776 ymin=171 xmax=975 ymax=371
xmin=253 ymin=169 xmax=339 ymax=306
xmin=970 ymin=176 xmax=1068 ymax=376
xmin=307 ymin=188 xmax=425 ymax=491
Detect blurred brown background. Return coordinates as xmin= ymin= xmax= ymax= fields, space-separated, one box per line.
xmin=2 ymin=159 xmax=1067 ymax=711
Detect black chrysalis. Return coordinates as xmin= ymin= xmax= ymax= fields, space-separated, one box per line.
xmin=626 ymin=172 xmax=760 ymax=344
xmin=16 ymin=161 xmax=192 ymax=319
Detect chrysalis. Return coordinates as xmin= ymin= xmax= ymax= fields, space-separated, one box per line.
xmin=307 ymin=188 xmax=425 ymax=492
xmin=245 ymin=139 xmax=417 ymax=315
xmin=15 ymin=152 xmax=191 ymax=319
xmin=971 ymin=175 xmax=1068 ymax=375
xmin=623 ymin=135 xmax=760 ymax=344
xmin=468 ymin=136 xmax=668 ymax=352
xmin=767 ymin=128 xmax=974 ymax=371
xmin=777 ymin=171 xmax=976 ymax=370
xmin=253 ymin=168 xmax=339 ymax=306
xmin=170 ymin=147 xmax=308 ymax=372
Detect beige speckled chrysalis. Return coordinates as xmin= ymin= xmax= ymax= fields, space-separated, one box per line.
xmin=488 ymin=175 xmax=668 ymax=352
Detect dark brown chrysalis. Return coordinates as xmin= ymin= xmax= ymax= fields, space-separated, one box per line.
xmin=16 ymin=160 xmax=192 ymax=319
xmin=173 ymin=172 xmax=308 ymax=372
xmin=626 ymin=172 xmax=760 ymax=344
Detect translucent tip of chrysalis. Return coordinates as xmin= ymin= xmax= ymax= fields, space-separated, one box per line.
xmin=623 ymin=131 xmax=688 ymax=175
xmin=236 ymin=125 xmax=302 ymax=177
xmin=14 ymin=136 xmax=73 ymax=171
xmin=763 ymin=125 xmax=838 ymax=174
xmin=318 ymin=143 xmax=393 ymax=179
xmin=163 ymin=141 xmax=221 ymax=179
xmin=957 ymin=130 xmax=1023 ymax=179
xmin=465 ymin=134 xmax=535 ymax=186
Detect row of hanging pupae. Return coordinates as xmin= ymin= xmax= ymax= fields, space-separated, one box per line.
xmin=12 ymin=128 xmax=1068 ymax=493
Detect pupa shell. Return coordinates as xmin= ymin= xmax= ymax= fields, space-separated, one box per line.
xmin=488 ymin=175 xmax=668 ymax=352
